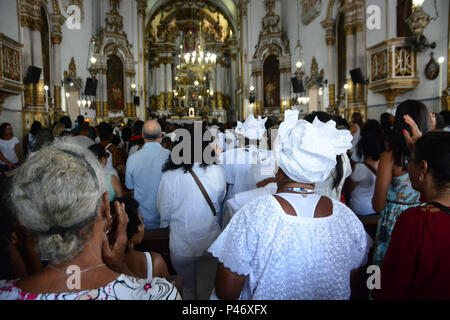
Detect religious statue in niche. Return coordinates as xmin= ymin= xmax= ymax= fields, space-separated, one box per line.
xmin=107 ymin=55 xmax=125 ymax=111
xmin=263 ymin=55 xmax=280 ymax=109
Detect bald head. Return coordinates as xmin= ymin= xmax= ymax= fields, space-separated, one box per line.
xmin=143 ymin=120 xmax=162 ymax=142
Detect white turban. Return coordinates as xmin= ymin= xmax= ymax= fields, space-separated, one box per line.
xmin=274 ymin=110 xmax=353 ymax=184
xmin=235 ymin=115 xmax=268 ymax=140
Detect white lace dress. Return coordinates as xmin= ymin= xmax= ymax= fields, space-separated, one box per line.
xmin=208 ymin=195 xmax=370 ymax=300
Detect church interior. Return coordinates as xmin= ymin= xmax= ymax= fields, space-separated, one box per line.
xmin=0 ymin=0 xmax=448 ymax=138
xmin=0 ymin=0 xmax=450 ymax=302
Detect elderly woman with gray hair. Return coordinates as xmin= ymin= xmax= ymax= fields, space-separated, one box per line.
xmin=209 ymin=110 xmax=371 ymax=300
xmin=0 ymin=139 xmax=180 ymax=300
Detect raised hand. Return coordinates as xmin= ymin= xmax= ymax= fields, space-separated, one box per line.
xmin=102 ymin=201 xmax=132 ymax=275
xmin=402 ymin=114 xmax=422 ymax=153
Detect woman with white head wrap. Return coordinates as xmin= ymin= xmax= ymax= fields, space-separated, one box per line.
xmin=218 ymin=115 xmax=271 ymax=200
xmin=209 ymin=110 xmax=371 ymax=300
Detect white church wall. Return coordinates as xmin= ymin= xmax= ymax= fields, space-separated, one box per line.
xmin=60 ymin=0 xmax=94 ymax=122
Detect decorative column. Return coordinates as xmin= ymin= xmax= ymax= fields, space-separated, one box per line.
xmin=125 ymin=73 xmax=132 ymax=117
xmin=137 ymin=0 xmax=147 ymax=120
xmin=156 ymin=56 xmax=166 ymax=114
xmin=21 ymin=11 xmax=33 ymax=108
xmin=322 ymin=19 xmax=336 ymax=110
xmin=216 ymin=55 xmax=224 ymax=110
xmin=230 ymin=47 xmax=238 ymax=120
xmin=165 ymin=56 xmax=173 ymax=111
xmin=279 ymin=56 xmax=292 ymax=113
xmin=101 ymin=70 xmax=108 ymax=117
xmin=51 ymin=33 xmax=62 ymax=111
xmin=31 ymin=18 xmax=44 ymax=108
xmin=239 ymin=0 xmax=250 ymax=120
xmin=354 ymin=1 xmax=366 ymax=114
xmin=344 ymin=21 xmax=355 ymax=107
xmin=251 ymin=60 xmax=263 ymax=116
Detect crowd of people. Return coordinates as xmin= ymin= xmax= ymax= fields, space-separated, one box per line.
xmin=0 ymin=105 xmax=449 ymax=300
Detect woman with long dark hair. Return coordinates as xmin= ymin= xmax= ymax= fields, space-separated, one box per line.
xmin=373 ymin=132 xmax=450 ymax=299
xmin=0 ymin=123 xmax=22 ymax=173
xmin=346 ymin=120 xmax=385 ymax=216
xmin=157 ymin=127 xmax=226 ymax=300
xmin=372 ymin=100 xmax=432 ymax=267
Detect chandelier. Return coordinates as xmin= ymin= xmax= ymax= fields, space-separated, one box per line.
xmin=182 ymin=23 xmax=217 ymax=77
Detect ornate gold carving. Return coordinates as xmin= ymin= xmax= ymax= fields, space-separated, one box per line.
xmin=346 ymin=79 xmax=355 ymax=104
xmin=301 ymin=0 xmax=323 ymax=25
xmin=96 ymin=101 xmax=101 ymax=117
xmin=2 ymin=45 xmax=21 ymax=82
xmin=157 ymin=92 xmax=165 ymax=110
xmin=356 ymin=83 xmax=365 ymax=103
xmin=0 ymin=34 xmax=24 ymax=110
xmin=166 ymin=92 xmax=173 ymax=110
xmin=368 ymin=38 xmax=419 ymax=108
xmin=34 ymin=80 xmax=45 ymax=107
xmin=25 ymin=83 xmax=34 ymax=107
xmin=328 ymin=84 xmax=336 ymax=107
xmin=65 ymin=57 xmax=78 ymax=81
xmin=103 ymin=102 xmax=108 ymax=117
xmin=326 ymin=36 xmax=336 ymax=47
xmin=216 ymin=92 xmax=224 ymax=110
xmin=254 ymin=101 xmax=263 ymax=116
xmin=344 ymin=23 xmax=354 ymax=35
xmin=354 ymin=20 xmax=364 ymax=33
xmin=51 ymin=34 xmax=62 ymax=45
xmin=54 ymin=86 xmax=62 ymax=109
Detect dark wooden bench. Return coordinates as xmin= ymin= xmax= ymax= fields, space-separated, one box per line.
xmin=134 ymin=228 xmax=176 ymax=275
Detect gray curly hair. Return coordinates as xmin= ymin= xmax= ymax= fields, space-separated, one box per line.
xmin=12 ymin=138 xmax=107 ymax=264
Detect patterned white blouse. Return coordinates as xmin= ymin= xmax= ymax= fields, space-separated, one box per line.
xmin=208 ymin=195 xmax=370 ymax=300
xmin=0 ymin=275 xmax=181 ymax=300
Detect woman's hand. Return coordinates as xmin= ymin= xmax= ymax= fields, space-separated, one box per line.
xmin=102 ymin=201 xmax=132 ymax=275
xmin=402 ymin=115 xmax=422 ymax=153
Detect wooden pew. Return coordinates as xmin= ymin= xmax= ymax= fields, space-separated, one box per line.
xmin=134 ymin=228 xmax=176 ymax=275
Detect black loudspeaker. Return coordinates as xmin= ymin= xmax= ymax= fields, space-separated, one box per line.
xmin=350 ymin=68 xmax=366 ymax=84
xmin=249 ymin=95 xmax=256 ymax=104
xmin=291 ymin=77 xmax=300 ymax=93
xmin=84 ymin=78 xmax=98 ymax=96
xmin=24 ymin=66 xmax=41 ymax=84
xmin=133 ymin=96 xmax=140 ymax=106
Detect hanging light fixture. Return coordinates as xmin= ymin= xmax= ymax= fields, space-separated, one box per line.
xmin=183 ymin=22 xmax=217 ymax=77
xmin=294 ymin=0 xmax=305 ymax=74
xmin=405 ymin=0 xmax=438 ymax=52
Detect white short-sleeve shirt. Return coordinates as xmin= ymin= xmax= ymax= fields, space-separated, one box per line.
xmin=348 ymin=163 xmax=377 ymax=215
xmin=0 ymin=137 xmax=19 ymax=165
xmin=157 ymin=164 xmax=226 ymax=257
xmin=208 ymin=195 xmax=370 ymax=300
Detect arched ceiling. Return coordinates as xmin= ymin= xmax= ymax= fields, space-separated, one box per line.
xmin=145 ymin=0 xmax=238 ymax=37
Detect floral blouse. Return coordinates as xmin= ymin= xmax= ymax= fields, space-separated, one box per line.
xmin=0 ymin=275 xmax=181 ymax=300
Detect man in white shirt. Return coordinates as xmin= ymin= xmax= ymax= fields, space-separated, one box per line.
xmin=126 ymin=120 xmax=170 ymax=229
